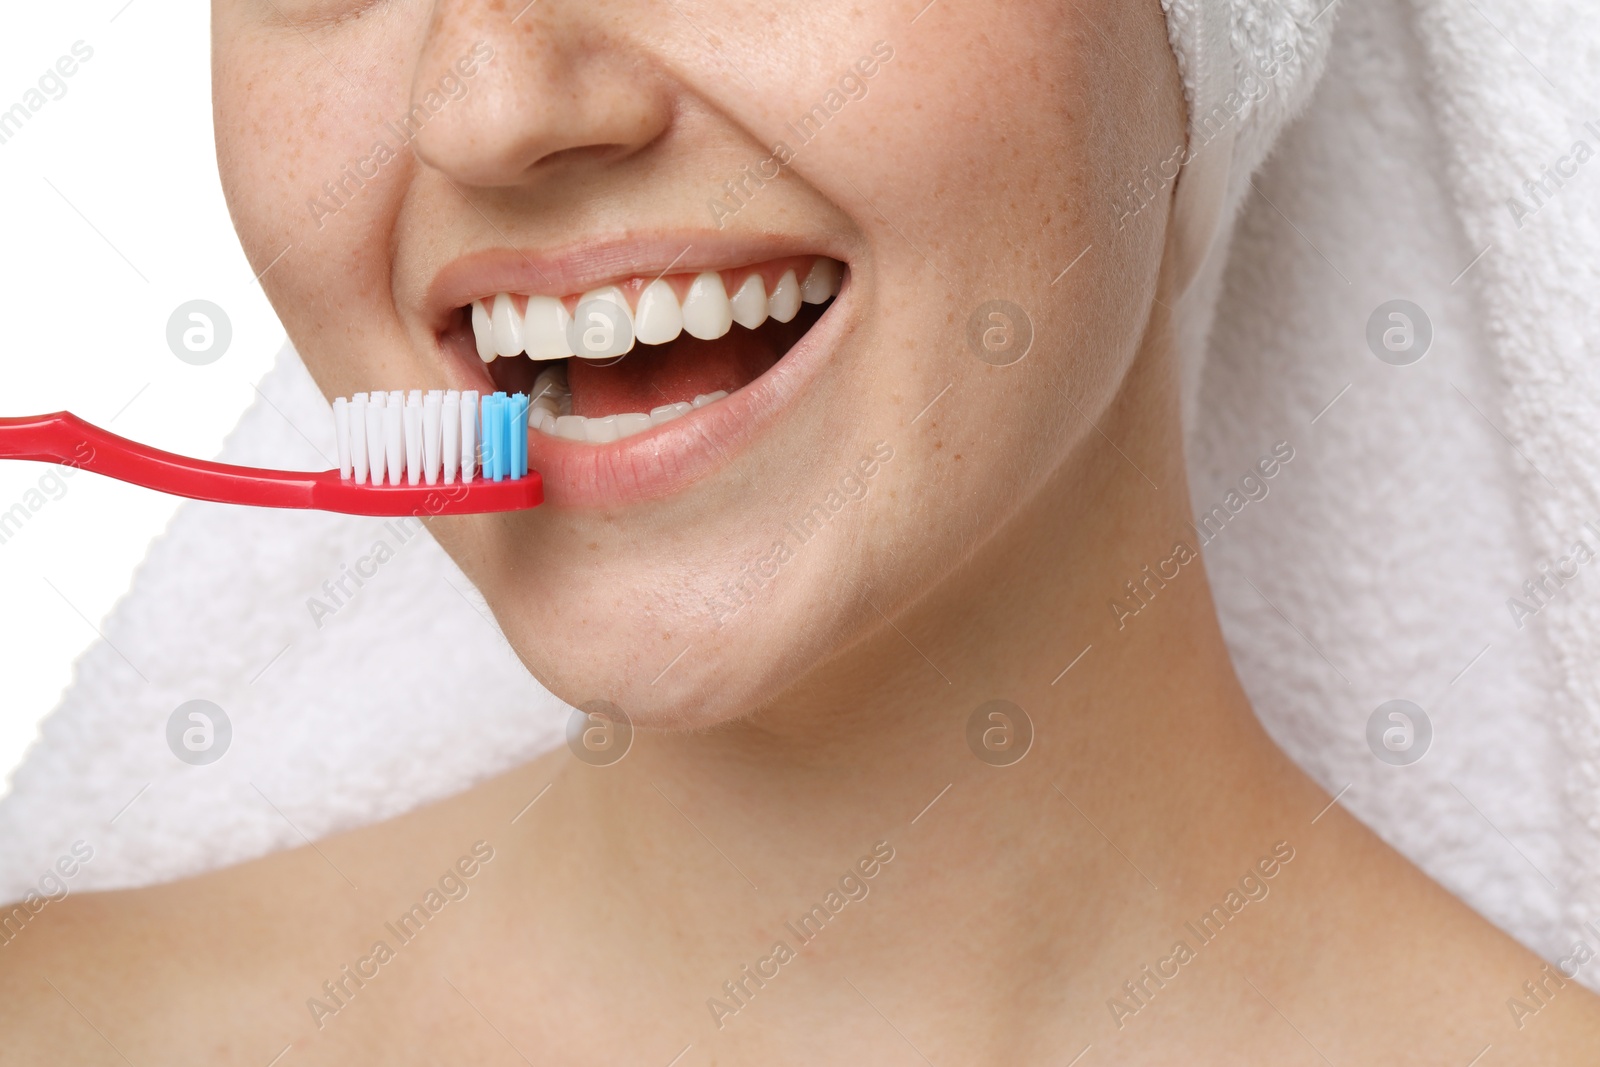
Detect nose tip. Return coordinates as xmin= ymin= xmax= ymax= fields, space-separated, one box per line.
xmin=409 ymin=14 xmax=673 ymax=189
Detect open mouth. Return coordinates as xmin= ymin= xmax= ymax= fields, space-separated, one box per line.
xmin=443 ymin=256 xmax=843 ymax=445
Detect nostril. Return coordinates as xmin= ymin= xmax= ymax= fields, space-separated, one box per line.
xmin=529 ymin=142 xmax=637 ymax=173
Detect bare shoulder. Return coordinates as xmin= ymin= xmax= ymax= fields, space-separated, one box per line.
xmin=1254 ymin=802 xmax=1600 ymax=1065
xmin=0 ymin=756 xmax=560 ymax=1066
xmin=0 ymin=815 xmax=397 ymax=1060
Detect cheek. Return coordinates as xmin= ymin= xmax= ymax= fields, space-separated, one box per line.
xmin=786 ymin=10 xmax=1173 ymax=490
xmin=212 ymin=21 xmax=417 ymax=362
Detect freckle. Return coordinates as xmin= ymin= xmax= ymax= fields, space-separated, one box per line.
xmin=934 ymin=440 xmax=943 ymax=450
xmin=587 ymin=542 xmax=599 ymax=551
xmin=955 ymin=454 xmax=963 ymax=461
xmin=663 ymin=632 xmax=673 ymax=641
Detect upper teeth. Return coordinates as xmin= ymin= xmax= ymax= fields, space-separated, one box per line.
xmin=469 ymin=257 xmax=842 ymax=363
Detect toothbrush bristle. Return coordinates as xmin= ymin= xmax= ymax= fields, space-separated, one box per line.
xmin=332 ymin=387 xmax=530 ymax=487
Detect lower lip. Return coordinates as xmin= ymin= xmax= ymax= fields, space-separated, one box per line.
xmin=519 ymin=287 xmax=851 ymax=508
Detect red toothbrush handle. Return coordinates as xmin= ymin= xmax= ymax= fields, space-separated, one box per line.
xmin=0 ymin=412 xmax=541 ymax=516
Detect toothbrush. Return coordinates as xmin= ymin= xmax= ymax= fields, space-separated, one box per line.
xmin=0 ymin=389 xmax=540 ymax=517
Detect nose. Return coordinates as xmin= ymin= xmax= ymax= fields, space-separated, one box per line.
xmin=409 ymin=1 xmax=674 ymax=189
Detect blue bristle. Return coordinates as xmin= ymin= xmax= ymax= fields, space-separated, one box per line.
xmin=494 ymin=392 xmax=511 ymax=482
xmin=512 ymin=394 xmax=528 ymax=478
xmin=479 ymin=393 xmax=496 ymax=481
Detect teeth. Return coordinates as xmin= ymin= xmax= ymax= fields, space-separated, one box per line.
xmin=491 ymin=293 xmax=524 ymax=358
xmin=531 ymin=364 xmax=565 ymax=404
xmin=767 ymin=269 xmax=802 ymax=323
xmin=681 ymin=272 xmax=734 ymax=341
xmin=633 ymin=279 xmax=684 ymax=345
xmin=465 ymin=256 xmax=842 ymax=362
xmin=572 ymin=286 xmax=635 ymax=359
xmin=471 ymin=301 xmax=495 ymax=362
xmin=585 ymin=415 xmax=620 ymax=444
xmin=651 ymin=402 xmax=692 ymax=425
xmin=523 ymin=295 xmax=574 ymax=360
xmin=801 ymin=258 xmax=841 ymax=304
xmin=522 ymin=366 xmax=728 ymax=443
xmin=614 ymin=412 xmax=653 ymax=436
xmin=729 ymin=274 xmax=769 ymax=330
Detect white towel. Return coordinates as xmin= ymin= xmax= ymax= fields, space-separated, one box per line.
xmin=4 ymin=0 xmax=1599 ymax=978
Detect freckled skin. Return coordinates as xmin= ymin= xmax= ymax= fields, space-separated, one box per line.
xmin=205 ymin=0 xmax=1173 ymax=729
xmin=0 ymin=2 xmax=1596 ymax=1064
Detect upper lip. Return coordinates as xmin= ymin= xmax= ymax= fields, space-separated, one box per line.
xmin=425 ymin=231 xmax=853 ymax=330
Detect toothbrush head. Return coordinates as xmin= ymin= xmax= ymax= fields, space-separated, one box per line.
xmin=332 ymin=388 xmax=530 ymax=488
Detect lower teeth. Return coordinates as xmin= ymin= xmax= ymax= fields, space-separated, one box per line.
xmin=528 ymin=363 xmax=728 ymax=444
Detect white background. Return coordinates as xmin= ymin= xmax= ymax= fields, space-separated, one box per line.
xmin=0 ymin=2 xmax=282 ymax=793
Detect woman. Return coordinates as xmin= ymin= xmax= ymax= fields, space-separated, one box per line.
xmin=4 ymin=0 xmax=1598 ymax=1061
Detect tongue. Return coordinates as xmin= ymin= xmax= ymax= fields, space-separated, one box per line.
xmin=567 ymin=327 xmax=782 ymax=418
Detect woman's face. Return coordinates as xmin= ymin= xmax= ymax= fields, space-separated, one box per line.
xmin=212 ymin=0 xmax=1183 ymax=727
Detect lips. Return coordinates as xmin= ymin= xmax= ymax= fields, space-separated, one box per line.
xmin=429 ymin=248 xmax=849 ymax=506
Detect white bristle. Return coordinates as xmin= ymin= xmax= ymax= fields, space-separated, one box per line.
xmin=423 ymin=392 xmax=442 ymax=486
xmin=365 ymin=392 xmax=387 ymax=486
xmin=403 ymin=392 xmax=423 ymax=486
xmin=442 ymin=390 xmax=460 ymax=485
xmin=461 ymin=390 xmax=479 ymax=483
xmin=333 ymin=398 xmax=352 ymax=480
xmin=350 ymin=393 xmax=370 ymax=484
xmin=385 ymin=390 xmax=404 ymax=486
xmin=341 ymin=388 xmax=507 ymax=490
